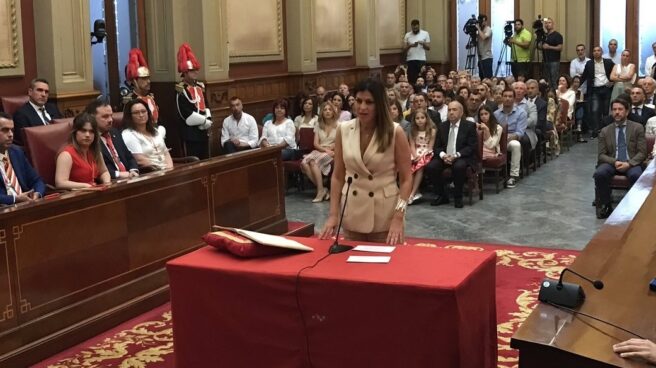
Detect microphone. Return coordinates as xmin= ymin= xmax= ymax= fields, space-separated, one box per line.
xmin=558 ymin=268 xmax=604 ymax=290
xmin=538 ymin=268 xmax=604 ymax=308
xmin=329 ymin=176 xmax=353 ymax=254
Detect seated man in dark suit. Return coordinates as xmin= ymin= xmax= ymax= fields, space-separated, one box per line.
xmin=593 ymin=98 xmax=647 ymax=219
xmin=0 ymin=113 xmax=46 ymax=205
xmin=12 ymin=78 xmax=62 ymax=145
xmin=407 ymin=91 xmax=442 ymax=126
xmin=628 ymin=86 xmax=656 ymax=125
xmin=426 ymin=101 xmax=478 ymax=208
xmin=85 ymin=99 xmax=139 ymax=180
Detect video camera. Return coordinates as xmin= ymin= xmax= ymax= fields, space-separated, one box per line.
xmin=463 ymin=14 xmax=483 ymax=37
xmin=503 ymin=20 xmax=514 ymax=44
xmin=533 ymin=15 xmax=546 ymax=44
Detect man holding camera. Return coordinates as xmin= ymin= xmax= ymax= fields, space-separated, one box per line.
xmin=475 ymin=15 xmax=493 ymax=79
xmin=508 ymin=19 xmax=532 ymax=81
xmin=539 ymin=17 xmax=563 ymax=91
xmin=403 ymin=19 xmax=431 ymax=85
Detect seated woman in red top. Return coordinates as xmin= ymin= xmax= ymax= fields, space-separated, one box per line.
xmin=55 ymin=112 xmax=111 ymax=189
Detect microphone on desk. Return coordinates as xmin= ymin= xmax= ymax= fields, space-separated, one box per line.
xmin=329 ymin=176 xmax=353 ymax=254
xmin=538 ymin=268 xmax=604 ymax=308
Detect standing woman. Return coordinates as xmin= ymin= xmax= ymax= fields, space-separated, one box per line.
xmin=301 ymin=102 xmax=338 ymax=203
xmin=260 ymin=98 xmax=298 ymax=161
xmin=122 ymin=99 xmax=174 ymax=171
xmin=320 ymin=79 xmax=412 ymax=245
xmin=610 ymin=49 xmax=636 ymax=103
xmin=55 ymin=113 xmax=111 ymax=189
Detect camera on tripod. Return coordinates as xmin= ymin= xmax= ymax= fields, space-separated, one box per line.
xmin=533 ymin=15 xmax=546 ymax=44
xmin=463 ymin=14 xmax=482 ymax=37
xmin=503 ymin=20 xmax=514 ymax=44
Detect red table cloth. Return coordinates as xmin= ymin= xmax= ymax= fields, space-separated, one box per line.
xmin=167 ymin=237 xmax=497 ymax=367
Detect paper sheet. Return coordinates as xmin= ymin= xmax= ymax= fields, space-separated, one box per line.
xmin=353 ymin=245 xmax=396 ymax=253
xmin=347 ymin=256 xmax=391 ymax=263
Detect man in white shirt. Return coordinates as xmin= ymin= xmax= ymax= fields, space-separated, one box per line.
xmin=221 ymin=97 xmax=259 ymax=154
xmin=644 ymin=42 xmax=656 ymax=77
xmin=403 ymin=19 xmax=431 ymax=85
xmin=602 ymin=39 xmax=621 ymax=65
xmin=570 ymin=44 xmax=591 ymax=95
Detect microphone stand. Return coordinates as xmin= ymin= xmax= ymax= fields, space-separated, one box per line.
xmin=329 ymin=177 xmax=353 ymax=254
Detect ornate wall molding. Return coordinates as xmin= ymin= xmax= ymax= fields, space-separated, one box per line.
xmin=227 ymin=0 xmax=284 ymax=63
xmin=0 ymin=0 xmax=25 ymax=76
xmin=378 ymin=0 xmax=406 ymax=53
xmin=315 ymin=0 xmax=353 ymax=58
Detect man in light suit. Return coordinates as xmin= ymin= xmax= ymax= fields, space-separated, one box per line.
xmin=0 ymin=113 xmax=45 ymax=205
xmin=12 ymin=78 xmax=62 ymax=145
xmin=426 ymin=101 xmax=478 ymax=208
xmin=593 ymin=98 xmax=647 ymax=219
xmin=86 ymin=99 xmax=139 ymax=180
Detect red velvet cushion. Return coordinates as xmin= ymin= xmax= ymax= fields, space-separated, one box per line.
xmin=202 ymin=230 xmax=291 ymax=258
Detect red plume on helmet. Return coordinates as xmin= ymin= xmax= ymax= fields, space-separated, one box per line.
xmin=177 ymin=43 xmax=201 ymax=73
xmin=125 ymin=48 xmax=150 ymax=80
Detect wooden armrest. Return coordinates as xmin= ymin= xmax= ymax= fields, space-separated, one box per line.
xmin=138 ymin=165 xmax=158 ymax=174
xmin=172 ymin=156 xmax=200 ymax=164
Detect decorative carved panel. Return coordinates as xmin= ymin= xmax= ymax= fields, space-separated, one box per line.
xmin=0 ymin=0 xmax=25 ymax=76
xmin=377 ymin=0 xmax=406 ymax=53
xmin=227 ymin=0 xmax=284 ymax=62
xmin=315 ymin=0 xmax=353 ymax=58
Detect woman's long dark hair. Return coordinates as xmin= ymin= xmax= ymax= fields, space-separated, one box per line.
xmin=352 ymin=78 xmax=394 ymax=153
xmin=478 ymin=105 xmax=498 ymax=136
xmin=123 ymin=99 xmax=157 ymax=135
xmin=70 ymin=112 xmax=102 ymax=167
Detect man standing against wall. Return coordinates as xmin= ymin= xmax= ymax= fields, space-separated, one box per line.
xmin=508 ymin=19 xmax=532 ymax=81
xmin=539 ymin=17 xmax=563 ymax=90
xmin=403 ymin=19 xmax=431 ymax=85
xmin=476 ymin=15 xmax=493 ymax=79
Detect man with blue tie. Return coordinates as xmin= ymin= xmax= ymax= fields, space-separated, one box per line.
xmin=12 ymin=78 xmax=62 ymax=145
xmin=594 ymin=98 xmax=647 ymax=219
xmin=0 ymin=113 xmax=46 ymax=205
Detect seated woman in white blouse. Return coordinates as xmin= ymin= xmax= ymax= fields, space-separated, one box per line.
xmin=122 ymin=99 xmax=173 ymax=171
xmin=260 ymin=98 xmax=298 ymax=161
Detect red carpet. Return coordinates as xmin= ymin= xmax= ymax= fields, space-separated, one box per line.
xmin=33 ymin=238 xmax=578 ymax=368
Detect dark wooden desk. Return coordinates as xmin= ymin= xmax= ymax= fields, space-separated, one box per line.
xmin=511 ymin=161 xmax=656 ymax=368
xmin=0 ymin=146 xmax=288 ymax=367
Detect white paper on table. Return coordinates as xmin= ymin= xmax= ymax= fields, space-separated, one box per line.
xmin=353 ymin=245 xmax=396 ymax=253
xmin=347 ymin=255 xmax=391 ymax=263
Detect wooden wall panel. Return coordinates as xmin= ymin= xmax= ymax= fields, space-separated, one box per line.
xmin=0 ymin=146 xmax=288 ymax=367
xmin=377 ymin=0 xmax=406 ymax=53
xmin=315 ymin=0 xmax=353 ymax=58
xmin=0 ymin=0 xmax=37 ymax=97
xmin=0 ymin=0 xmax=25 ymax=76
xmin=227 ymin=0 xmax=284 ymax=62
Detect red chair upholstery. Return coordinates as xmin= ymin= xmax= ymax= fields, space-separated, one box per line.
xmin=1 ymin=95 xmax=29 ymax=117
xmin=283 ymin=127 xmax=315 ymax=191
xmin=112 ymin=112 xmax=124 ymax=130
xmin=22 ymin=121 xmax=73 ymax=187
xmin=482 ymin=124 xmax=508 ymax=193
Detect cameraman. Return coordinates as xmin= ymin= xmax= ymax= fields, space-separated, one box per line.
xmin=475 ymin=15 xmax=493 ymax=79
xmin=539 ymin=17 xmax=563 ymax=90
xmin=508 ymin=19 xmax=532 ymax=81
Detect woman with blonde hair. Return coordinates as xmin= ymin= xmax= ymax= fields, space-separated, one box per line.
xmin=301 ymin=102 xmax=339 ymax=202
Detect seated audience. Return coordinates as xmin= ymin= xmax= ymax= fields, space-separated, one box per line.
xmin=386 ymin=88 xmax=400 ymax=105
xmin=338 ymin=83 xmax=350 ymax=98
xmin=556 ymin=75 xmax=576 ymax=119
xmin=408 ymin=109 xmax=436 ymax=204
xmin=384 ymin=72 xmax=397 ymax=90
xmin=457 ymin=86 xmax=470 ymax=99
xmin=55 ymin=113 xmax=111 ymax=189
xmin=301 ymin=102 xmax=338 ymax=203
xmin=628 ymin=86 xmax=656 ymax=126
xmin=221 ymin=96 xmax=258 ymax=154
xmin=430 ymin=88 xmax=448 ymax=123
xmin=330 ymin=92 xmax=352 ymax=122
xmin=122 ymin=99 xmax=173 ymax=171
xmin=426 ymin=101 xmax=478 ymax=208
xmin=12 ymin=78 xmax=62 ymax=145
xmin=347 ymin=94 xmax=357 ymax=118
xmin=260 ymin=99 xmax=298 ymax=161
xmin=594 ymin=98 xmax=647 ymax=219
xmin=86 ymin=98 xmax=139 ymax=179
xmin=478 ymin=106 xmax=503 ymax=160
xmin=0 ymin=112 xmax=45 ymax=204
xmin=494 ymin=88 xmax=527 ymax=188
xmin=390 ymin=100 xmax=411 ymax=137
xmin=294 ymin=96 xmax=318 ymax=142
